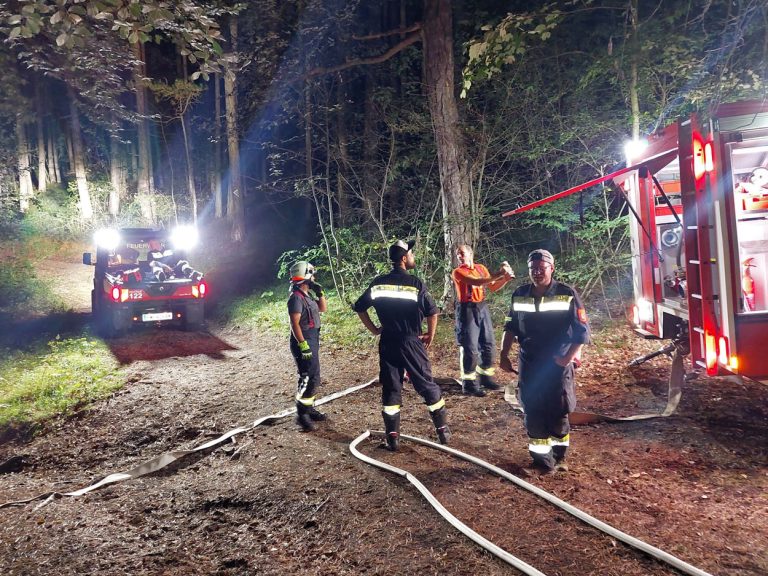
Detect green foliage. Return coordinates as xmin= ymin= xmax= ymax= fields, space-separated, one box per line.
xmin=222 ymin=281 xmax=377 ymax=349
xmin=3 ymin=0 xmax=234 ymax=78
xmin=0 ymin=336 xmax=120 ymax=429
xmin=0 ymin=241 xmax=65 ymax=319
xmin=278 ymin=226 xmax=393 ymax=301
xmin=461 ymin=3 xmax=564 ymax=97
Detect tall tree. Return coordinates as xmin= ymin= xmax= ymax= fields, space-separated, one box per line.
xmin=224 ymin=16 xmax=244 ymax=242
xmin=422 ymin=0 xmax=473 ymax=283
xmin=15 ymin=115 xmax=33 ymax=212
xmin=67 ymin=85 xmax=93 ymax=219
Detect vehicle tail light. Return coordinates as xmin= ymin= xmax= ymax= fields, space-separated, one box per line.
xmin=191 ymin=281 xmax=207 ymax=298
xmin=704 ymin=141 xmax=714 ymax=172
xmin=692 ymin=133 xmax=706 ymax=184
xmin=728 ymin=355 xmax=739 ymax=371
xmin=111 ymin=286 xmax=121 ymax=302
xmin=717 ymin=336 xmax=729 ymax=366
xmin=704 ymin=330 xmax=717 ymax=375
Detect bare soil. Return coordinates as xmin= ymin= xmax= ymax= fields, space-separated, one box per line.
xmin=0 ymin=254 xmax=766 ymax=576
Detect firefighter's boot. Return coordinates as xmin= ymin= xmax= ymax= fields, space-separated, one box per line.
xmin=382 ymin=411 xmax=400 ymax=451
xmin=553 ymin=441 xmax=568 ymax=471
xmin=430 ymin=407 xmax=452 ymax=445
xmin=307 ymin=405 xmax=327 ymax=422
xmin=528 ymin=438 xmax=555 ymax=473
xmin=479 ymin=373 xmax=501 ymax=391
xmin=295 ymin=402 xmax=316 ymax=432
xmin=462 ymin=379 xmax=486 ymax=397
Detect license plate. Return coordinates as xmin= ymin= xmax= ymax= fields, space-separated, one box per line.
xmin=142 ymin=312 xmax=173 ymax=322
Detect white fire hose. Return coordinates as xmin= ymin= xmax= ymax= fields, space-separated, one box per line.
xmin=350 ymin=430 xmax=714 ymax=576
xmin=0 ymin=378 xmax=378 ymax=508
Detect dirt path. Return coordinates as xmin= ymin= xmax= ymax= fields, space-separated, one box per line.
xmin=0 ymin=256 xmax=766 ymax=575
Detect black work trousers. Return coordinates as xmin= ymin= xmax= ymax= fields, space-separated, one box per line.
xmin=290 ymin=328 xmax=321 ymax=401
xmin=455 ymin=302 xmax=496 ymax=376
xmin=518 ymin=356 xmax=575 ymax=440
xmin=379 ymin=335 xmax=442 ymax=407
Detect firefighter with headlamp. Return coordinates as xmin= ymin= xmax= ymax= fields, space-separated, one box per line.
xmin=500 ymin=249 xmax=590 ymax=474
xmin=288 ymin=260 xmax=328 ymax=431
xmin=353 ymin=239 xmax=450 ymax=450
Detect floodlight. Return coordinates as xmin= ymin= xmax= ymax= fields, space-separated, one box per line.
xmin=94 ymin=228 xmax=121 ymax=251
xmin=624 ymin=139 xmax=648 ymax=163
xmin=171 ymin=225 xmax=199 ymax=250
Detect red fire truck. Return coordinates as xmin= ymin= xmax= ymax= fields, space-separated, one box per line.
xmin=504 ymin=100 xmax=768 ymax=384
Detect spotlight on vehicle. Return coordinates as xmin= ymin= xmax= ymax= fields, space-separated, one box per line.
xmin=624 ymin=138 xmax=648 ymax=163
xmin=171 ymin=225 xmax=199 ymax=250
xmin=94 ymin=228 xmax=121 ymax=251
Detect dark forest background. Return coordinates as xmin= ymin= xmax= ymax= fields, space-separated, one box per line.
xmin=1 ymin=0 xmax=766 ymax=305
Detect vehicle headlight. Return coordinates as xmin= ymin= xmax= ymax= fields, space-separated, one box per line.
xmin=171 ymin=225 xmax=199 ymax=250
xmin=94 ymin=229 xmax=121 ymax=251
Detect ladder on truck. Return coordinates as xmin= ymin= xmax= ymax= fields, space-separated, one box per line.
xmin=678 ymin=117 xmax=719 ymax=374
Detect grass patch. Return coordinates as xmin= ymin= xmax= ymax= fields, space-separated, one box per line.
xmin=0 ymin=237 xmax=71 ymax=320
xmin=0 ymin=337 xmax=121 ymax=431
xmin=224 ymin=284 xmax=375 ymax=347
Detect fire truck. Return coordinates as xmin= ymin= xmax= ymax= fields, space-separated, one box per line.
xmin=504 ymin=100 xmax=768 ymax=384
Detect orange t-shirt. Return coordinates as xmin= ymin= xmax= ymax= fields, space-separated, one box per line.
xmin=452 ymin=264 xmax=490 ymax=303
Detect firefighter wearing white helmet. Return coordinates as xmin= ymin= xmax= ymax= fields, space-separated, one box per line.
xmin=287 ymin=260 xmax=327 ymax=431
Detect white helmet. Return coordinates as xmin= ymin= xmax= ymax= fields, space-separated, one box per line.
xmin=290 ymin=261 xmax=315 ymax=282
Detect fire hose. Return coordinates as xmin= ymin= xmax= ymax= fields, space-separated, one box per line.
xmin=350 ymin=430 xmax=714 ymax=576
xmin=0 ymin=378 xmax=378 ymax=509
xmin=504 ymin=349 xmax=684 ymax=425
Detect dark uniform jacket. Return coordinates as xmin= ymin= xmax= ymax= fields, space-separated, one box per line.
xmin=288 ymin=288 xmax=321 ymax=334
xmin=352 ymin=267 xmax=437 ymax=339
xmin=504 ymin=281 xmax=590 ymax=360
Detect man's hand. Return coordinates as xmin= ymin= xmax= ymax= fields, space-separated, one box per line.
xmin=553 ymin=355 xmax=572 ymax=367
xmin=499 ymin=355 xmax=514 ymax=373
xmin=298 ymin=340 xmax=312 ymax=361
xmin=501 ymin=261 xmax=515 ymax=279
xmin=420 ymin=332 xmax=434 ymax=348
xmin=308 ymin=280 xmax=325 ymax=298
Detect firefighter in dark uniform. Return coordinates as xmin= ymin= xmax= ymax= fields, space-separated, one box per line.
xmin=500 ymin=249 xmax=590 ymax=473
xmin=288 ymin=261 xmax=328 ymax=431
xmin=452 ymin=244 xmax=515 ymax=396
xmin=353 ymin=239 xmax=450 ymax=451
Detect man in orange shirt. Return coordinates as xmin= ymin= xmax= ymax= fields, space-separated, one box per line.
xmin=452 ymin=244 xmax=515 ymax=396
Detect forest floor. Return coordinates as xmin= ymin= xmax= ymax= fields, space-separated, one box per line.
xmin=0 ymin=251 xmax=767 ymax=576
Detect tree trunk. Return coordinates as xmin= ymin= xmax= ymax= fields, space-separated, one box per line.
xmin=180 ymin=114 xmax=198 ymax=223
xmin=225 ymin=17 xmax=244 ymax=243
xmin=35 ymin=81 xmax=48 ymax=193
xmin=109 ymin=117 xmax=125 ymax=217
xmin=362 ymin=70 xmax=378 ymax=221
xmin=629 ymin=0 xmax=640 ymax=140
xmin=132 ymin=39 xmax=155 ymax=223
xmin=67 ymin=85 xmax=93 ymax=220
xmin=335 ymin=79 xmax=350 ymax=226
xmin=16 ymin=115 xmax=34 ymax=212
xmin=422 ymin=0 xmax=473 ymax=300
xmin=47 ymin=122 xmax=61 ymax=184
xmin=213 ymin=72 xmax=223 ymax=218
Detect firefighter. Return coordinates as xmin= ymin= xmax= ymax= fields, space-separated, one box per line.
xmin=148 ymin=238 xmax=201 ymax=282
xmin=288 ymin=261 xmax=328 ymax=431
xmin=452 ymin=244 xmax=515 ymax=396
xmin=499 ymin=249 xmax=590 ymax=474
xmin=353 ymin=239 xmax=450 ymax=450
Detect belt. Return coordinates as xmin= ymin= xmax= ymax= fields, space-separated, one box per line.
xmin=457 ymin=301 xmax=486 ymax=308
